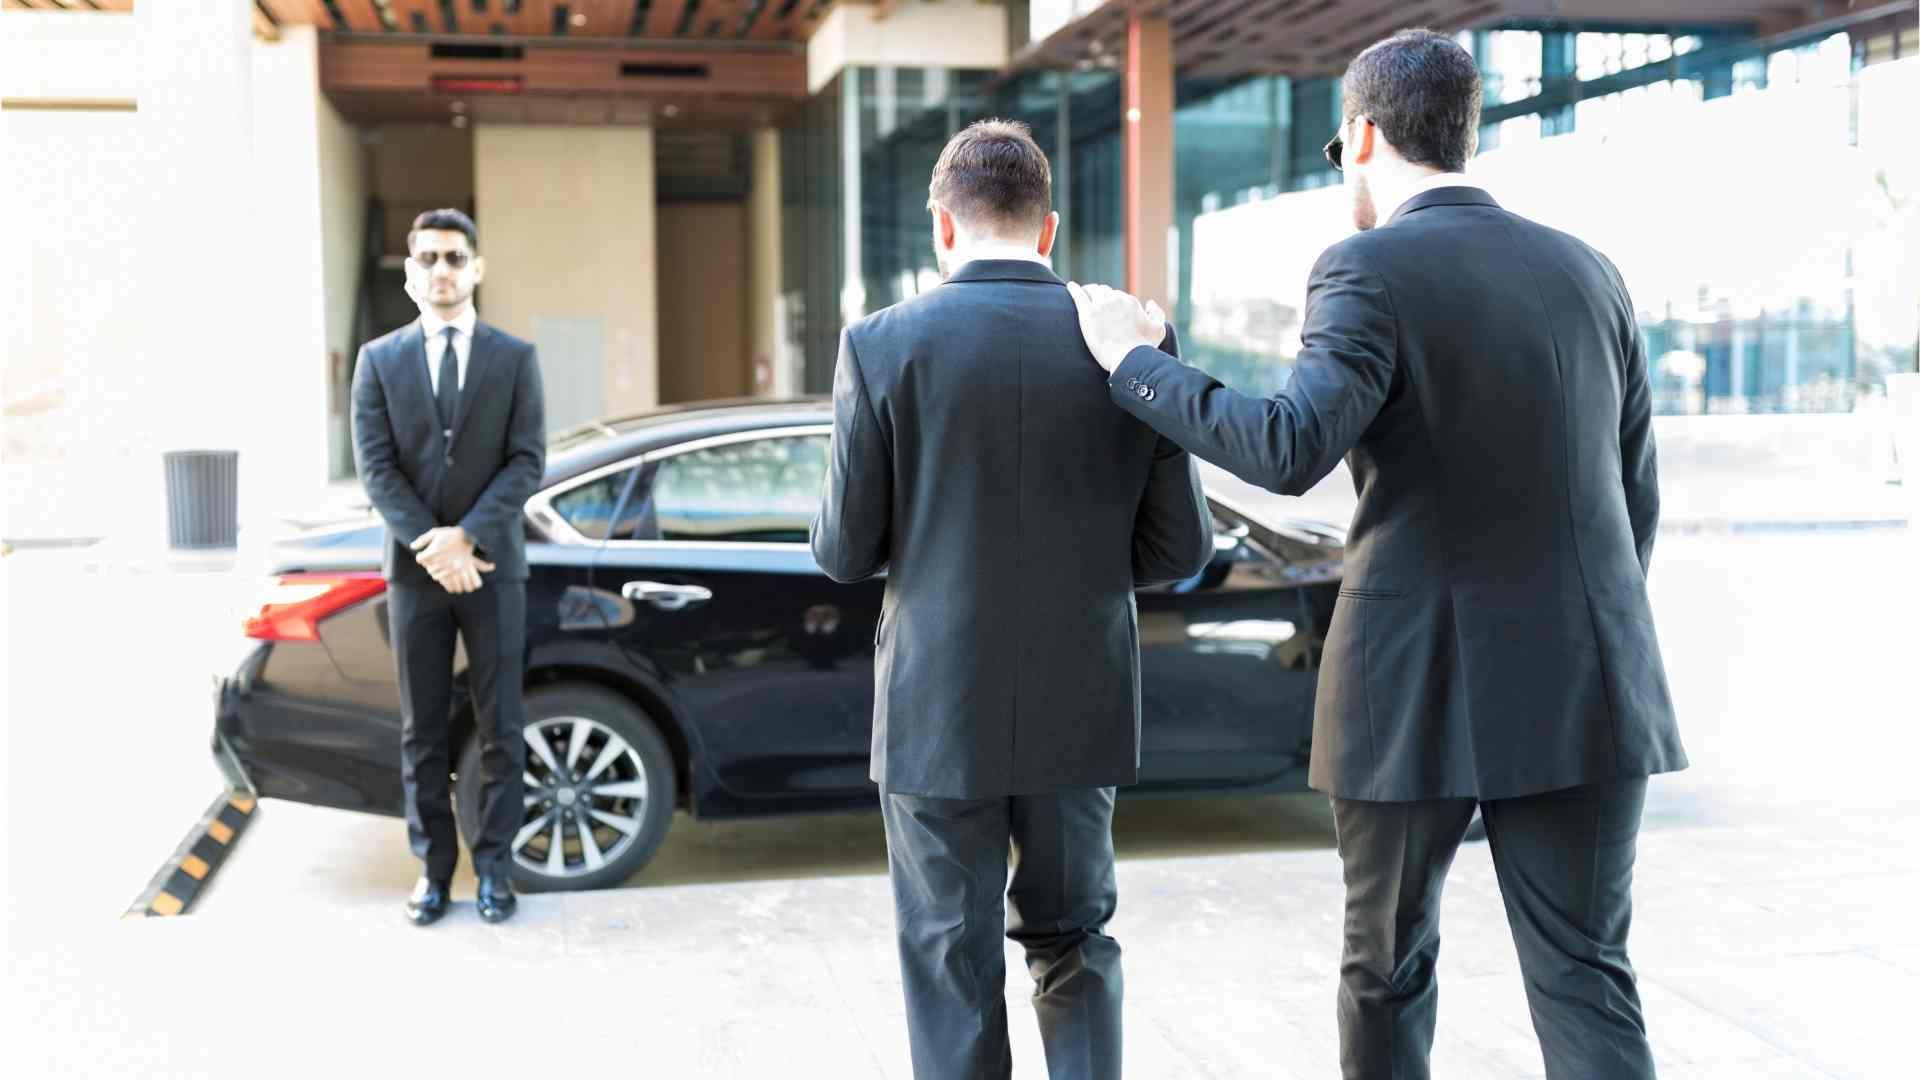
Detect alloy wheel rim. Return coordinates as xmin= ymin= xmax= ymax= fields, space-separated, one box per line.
xmin=513 ymin=715 xmax=649 ymax=878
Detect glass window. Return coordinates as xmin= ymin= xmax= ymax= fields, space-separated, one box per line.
xmin=550 ymin=467 xmax=644 ymax=541
xmin=1173 ymin=75 xmax=1292 ymax=396
xmin=642 ymin=435 xmax=829 ymax=544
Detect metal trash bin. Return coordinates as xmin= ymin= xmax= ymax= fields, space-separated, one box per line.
xmin=163 ymin=450 xmax=240 ymax=549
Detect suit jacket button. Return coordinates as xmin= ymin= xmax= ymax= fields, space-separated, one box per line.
xmin=1141 ymin=387 xmax=1156 ymax=401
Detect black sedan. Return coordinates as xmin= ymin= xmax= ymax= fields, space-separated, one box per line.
xmin=213 ymin=398 xmax=1346 ymax=892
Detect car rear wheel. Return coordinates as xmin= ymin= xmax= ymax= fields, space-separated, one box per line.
xmin=456 ymin=684 xmax=677 ymax=893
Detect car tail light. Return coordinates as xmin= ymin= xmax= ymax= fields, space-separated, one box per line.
xmin=243 ymin=573 xmax=387 ymax=642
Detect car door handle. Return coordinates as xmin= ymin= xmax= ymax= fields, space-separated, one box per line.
xmin=622 ymin=581 xmax=713 ymax=612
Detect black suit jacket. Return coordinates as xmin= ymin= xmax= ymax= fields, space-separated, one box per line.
xmin=1111 ymin=188 xmax=1686 ymax=801
xmin=811 ymin=259 xmax=1212 ymax=799
xmin=351 ymin=319 xmax=546 ymax=585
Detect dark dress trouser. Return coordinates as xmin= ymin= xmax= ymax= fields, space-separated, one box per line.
xmin=389 ymin=579 xmax=528 ymax=880
xmin=1331 ymin=778 xmax=1655 ymax=1080
xmin=882 ymin=787 xmax=1124 ymax=1080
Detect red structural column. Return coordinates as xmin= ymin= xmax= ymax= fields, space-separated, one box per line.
xmin=1125 ymin=10 xmax=1175 ymax=310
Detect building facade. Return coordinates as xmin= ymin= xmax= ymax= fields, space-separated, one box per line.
xmin=3 ymin=0 xmax=1915 ymax=542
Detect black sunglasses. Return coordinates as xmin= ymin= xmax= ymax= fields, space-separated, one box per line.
xmin=412 ymin=249 xmax=473 ymax=270
xmin=1324 ymin=133 xmax=1343 ymax=172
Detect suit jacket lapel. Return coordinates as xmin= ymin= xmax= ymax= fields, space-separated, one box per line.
xmin=449 ymin=323 xmax=492 ymax=446
xmin=397 ymin=322 xmax=435 ymax=424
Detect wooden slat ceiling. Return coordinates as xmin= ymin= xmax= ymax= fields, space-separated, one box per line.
xmin=1015 ymin=0 xmax=1914 ymax=79
xmin=255 ymin=0 xmax=853 ymax=127
xmin=20 ymin=0 xmax=1901 ymax=124
xmin=319 ymin=37 xmax=809 ymax=126
xmin=249 ymin=0 xmax=838 ymax=43
xmin=2 ymin=1 xmax=137 ymax=9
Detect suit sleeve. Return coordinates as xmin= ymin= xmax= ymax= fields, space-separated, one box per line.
xmin=1605 ymin=258 xmax=1660 ymax=575
xmin=350 ymin=345 xmax=440 ymax=546
xmin=457 ymin=345 xmax=547 ymax=548
xmin=1107 ymin=242 xmax=1397 ymax=497
xmin=810 ymin=328 xmax=892 ymax=583
xmin=1128 ymin=324 xmax=1214 ymax=587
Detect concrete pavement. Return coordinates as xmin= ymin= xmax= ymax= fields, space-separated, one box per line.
xmin=13 ymin=793 xmax=1918 ymax=1079
xmin=5 ymin=527 xmax=1916 ymax=1078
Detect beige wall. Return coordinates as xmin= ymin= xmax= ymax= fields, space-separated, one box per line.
xmin=0 ymin=14 xmax=144 ymax=483
xmin=369 ymin=124 xmax=474 ymax=254
xmin=318 ymin=95 xmax=368 ymax=478
xmin=748 ymin=126 xmax=790 ymax=397
xmin=473 ymin=124 xmax=658 ymax=428
xmin=658 ymin=201 xmax=750 ymax=405
xmin=808 ymin=0 xmax=1010 ymax=94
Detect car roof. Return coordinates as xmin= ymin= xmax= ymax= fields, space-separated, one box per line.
xmin=541 ymin=398 xmax=1349 ymax=549
xmin=270 ymin=396 xmax=1343 ymax=574
xmin=544 ymin=396 xmax=832 ymax=483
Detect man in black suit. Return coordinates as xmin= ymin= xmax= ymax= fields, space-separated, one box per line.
xmin=1069 ymin=30 xmax=1687 ymax=1080
xmin=811 ymin=120 xmax=1212 ymax=1079
xmin=351 ymin=208 xmax=546 ymax=926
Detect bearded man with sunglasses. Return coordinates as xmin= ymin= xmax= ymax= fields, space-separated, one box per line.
xmin=1069 ymin=29 xmax=1686 ymax=1080
xmin=351 ymin=208 xmax=546 ymax=926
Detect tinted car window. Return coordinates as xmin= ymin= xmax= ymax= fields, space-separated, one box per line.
xmin=550 ymin=468 xmax=642 ymax=540
xmin=643 ymin=434 xmax=828 ymax=543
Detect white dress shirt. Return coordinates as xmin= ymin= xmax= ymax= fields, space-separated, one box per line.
xmin=420 ymin=306 xmax=477 ymax=394
xmin=1389 ymin=172 xmax=1483 ymax=220
xmin=949 ymin=241 xmax=1053 ymax=274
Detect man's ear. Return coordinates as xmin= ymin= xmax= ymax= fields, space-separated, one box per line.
xmin=1036 ymin=211 xmax=1060 ymax=257
xmin=470 ymin=254 xmax=486 ymax=285
xmin=932 ymin=203 xmax=958 ymax=250
xmin=1350 ymin=116 xmax=1378 ymax=167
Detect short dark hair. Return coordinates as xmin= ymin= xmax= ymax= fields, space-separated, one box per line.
xmin=1341 ymin=29 xmax=1482 ymax=173
xmin=409 ymin=208 xmax=478 ymax=251
xmin=928 ymin=119 xmax=1052 ymax=234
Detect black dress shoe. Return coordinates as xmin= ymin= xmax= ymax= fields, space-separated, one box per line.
xmin=405 ymin=877 xmax=451 ymax=927
xmin=476 ymin=873 xmax=518 ymax=924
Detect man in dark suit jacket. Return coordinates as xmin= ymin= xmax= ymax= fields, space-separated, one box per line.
xmin=811 ymin=120 xmax=1211 ymax=1080
xmin=1070 ymin=31 xmax=1686 ymax=1080
xmin=351 ymin=208 xmax=546 ymax=926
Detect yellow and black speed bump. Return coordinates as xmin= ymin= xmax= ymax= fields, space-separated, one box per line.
xmin=127 ymin=793 xmax=257 ymax=918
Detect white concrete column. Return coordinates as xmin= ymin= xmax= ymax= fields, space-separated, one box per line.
xmin=249 ymin=25 xmax=340 ymax=500
xmin=748 ymin=126 xmax=790 ymax=398
xmin=134 ymin=0 xmax=265 ymax=539
xmin=153 ymin=13 xmax=340 ymax=529
xmin=807 ymin=0 xmax=1010 ymax=95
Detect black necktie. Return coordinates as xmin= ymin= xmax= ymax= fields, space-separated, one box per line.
xmin=435 ymin=326 xmax=460 ymax=434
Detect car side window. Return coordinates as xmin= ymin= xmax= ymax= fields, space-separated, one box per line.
xmin=549 ymin=467 xmax=642 ymax=541
xmin=641 ymin=434 xmax=829 ymax=544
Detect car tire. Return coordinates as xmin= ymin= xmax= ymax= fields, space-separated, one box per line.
xmin=456 ymin=683 xmax=677 ymax=893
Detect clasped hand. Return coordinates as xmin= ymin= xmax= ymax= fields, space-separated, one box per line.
xmin=411 ymin=526 xmax=495 ymax=594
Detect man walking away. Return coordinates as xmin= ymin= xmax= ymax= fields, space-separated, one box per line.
xmin=812 ymin=120 xmax=1213 ymax=1079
